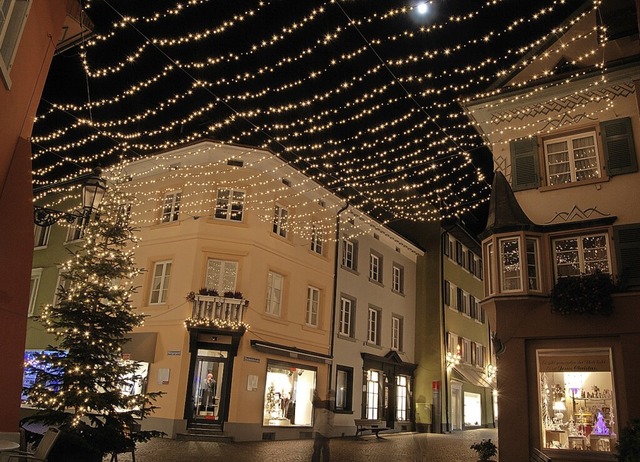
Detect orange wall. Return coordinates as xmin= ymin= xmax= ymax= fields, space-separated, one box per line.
xmin=0 ymin=0 xmax=72 ymax=434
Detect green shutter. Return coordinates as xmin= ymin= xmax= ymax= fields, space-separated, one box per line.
xmin=601 ymin=117 xmax=637 ymax=176
xmin=614 ymin=224 xmax=640 ymax=289
xmin=510 ymin=138 xmax=539 ymax=191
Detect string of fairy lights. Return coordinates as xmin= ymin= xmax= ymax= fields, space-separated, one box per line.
xmin=32 ymin=0 xmax=615 ymax=226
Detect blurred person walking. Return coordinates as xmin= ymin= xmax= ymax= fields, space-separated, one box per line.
xmin=312 ymin=389 xmax=335 ymax=462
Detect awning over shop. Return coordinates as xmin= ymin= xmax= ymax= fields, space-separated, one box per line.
xmin=123 ymin=332 xmax=158 ymax=363
xmin=451 ymin=364 xmax=493 ymax=389
xmin=250 ymin=340 xmax=332 ymax=364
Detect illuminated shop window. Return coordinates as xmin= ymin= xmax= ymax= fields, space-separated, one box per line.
xmin=263 ymin=362 xmax=316 ymax=427
xmin=537 ymin=349 xmax=617 ymax=452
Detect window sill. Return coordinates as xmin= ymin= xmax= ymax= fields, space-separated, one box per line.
xmin=392 ymin=289 xmax=405 ymax=297
xmin=365 ymin=342 xmax=383 ymax=350
xmin=207 ymin=217 xmax=248 ymax=227
xmin=337 ymin=334 xmax=356 ymax=342
xmin=538 ymin=175 xmax=609 ymax=192
xmin=151 ymin=220 xmax=181 ymax=229
xmin=261 ymin=312 xmax=288 ymax=325
xmin=368 ymin=278 xmax=384 ymax=287
xmin=340 ymin=265 xmax=359 ymax=275
xmin=333 ymin=409 xmax=354 ymax=415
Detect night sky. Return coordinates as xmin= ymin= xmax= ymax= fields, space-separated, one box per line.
xmin=32 ymin=0 xmax=588 ymax=228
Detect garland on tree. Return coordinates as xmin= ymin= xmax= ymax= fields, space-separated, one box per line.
xmin=23 ymin=173 xmax=163 ymax=460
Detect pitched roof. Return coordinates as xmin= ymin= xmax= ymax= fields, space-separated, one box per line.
xmin=481 ymin=171 xmax=536 ymax=238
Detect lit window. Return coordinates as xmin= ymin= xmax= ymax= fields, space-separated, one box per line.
xmin=214 ymin=189 xmax=244 ymax=221
xmin=306 ymin=286 xmax=319 ymax=327
xmin=150 ymin=261 xmax=172 ymax=304
xmin=366 ymin=370 xmax=380 ymax=419
xmin=544 ymin=132 xmax=600 ymax=185
xmin=367 ymin=307 xmax=380 ymax=345
xmin=310 ymin=224 xmax=323 ymax=255
xmin=392 ymin=264 xmax=404 ymax=293
xmin=0 ymin=0 xmax=31 ymax=86
xmin=537 ymin=349 xmax=617 ymax=452
xmin=161 ymin=191 xmax=181 ymax=223
xmin=205 ymin=259 xmax=238 ymax=294
xmin=396 ymin=375 xmax=409 ymax=421
xmin=273 ymin=204 xmax=288 ymax=238
xmin=526 ymin=238 xmax=540 ymax=290
xmin=486 ymin=242 xmax=495 ymax=294
xmin=339 ymin=297 xmax=353 ymax=337
xmin=553 ymin=234 xmax=610 ymax=278
xmin=263 ymin=361 xmax=316 ymax=426
xmin=500 ymin=237 xmax=522 ymax=291
xmin=266 ymin=271 xmax=284 ymax=316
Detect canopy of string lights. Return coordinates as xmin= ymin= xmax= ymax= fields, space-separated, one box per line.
xmin=32 ymin=0 xmax=595 ymax=223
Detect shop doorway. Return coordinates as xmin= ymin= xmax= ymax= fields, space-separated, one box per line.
xmin=190 ymin=349 xmax=229 ymax=424
xmin=451 ymin=382 xmax=463 ymax=431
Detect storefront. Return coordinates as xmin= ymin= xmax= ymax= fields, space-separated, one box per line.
xmin=361 ymin=351 xmax=417 ymax=430
xmin=537 ymin=348 xmax=618 ymax=452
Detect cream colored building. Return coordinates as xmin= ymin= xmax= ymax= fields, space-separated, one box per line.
xmin=28 ymin=139 xmax=426 ymax=442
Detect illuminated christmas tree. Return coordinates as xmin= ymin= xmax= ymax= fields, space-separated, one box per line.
xmin=23 ymin=176 xmax=163 ymax=461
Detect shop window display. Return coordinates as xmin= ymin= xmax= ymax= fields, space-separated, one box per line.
xmin=538 ymin=349 xmax=617 ymax=452
xmin=263 ymin=362 xmax=316 ymax=426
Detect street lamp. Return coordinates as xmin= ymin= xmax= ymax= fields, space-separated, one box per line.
xmin=33 ymin=169 xmax=107 ymax=227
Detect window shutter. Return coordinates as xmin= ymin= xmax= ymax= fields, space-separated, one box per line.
xmin=509 ymin=138 xmax=539 ymax=191
xmin=444 ymin=280 xmax=450 ymax=305
xmin=614 ymin=224 xmax=640 ymax=288
xmin=601 ymin=117 xmax=637 ymax=176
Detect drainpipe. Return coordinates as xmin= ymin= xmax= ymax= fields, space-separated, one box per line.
xmin=441 ymin=230 xmax=450 ymax=433
xmin=328 ymin=202 xmax=350 ymax=390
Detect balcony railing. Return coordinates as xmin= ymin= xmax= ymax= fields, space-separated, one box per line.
xmin=189 ymin=294 xmax=248 ymax=326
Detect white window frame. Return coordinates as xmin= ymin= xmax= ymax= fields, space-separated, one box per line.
xmin=28 ymin=268 xmax=42 ymax=317
xmin=544 ymin=131 xmax=601 ymax=186
xmin=526 ymin=237 xmax=541 ymax=291
xmin=266 ymin=271 xmax=284 ymax=316
xmin=499 ymin=236 xmax=522 ymax=292
xmin=305 ymin=286 xmax=320 ymax=327
xmin=33 ymin=224 xmax=50 ymax=248
xmin=205 ymin=259 xmax=238 ymax=294
xmin=150 ymin=260 xmax=172 ymax=305
xmin=161 ymin=191 xmax=181 ymax=223
xmin=65 ymin=214 xmax=89 ymax=242
xmin=339 ymin=297 xmax=353 ymax=337
xmin=310 ymin=224 xmax=323 ymax=255
xmin=369 ymin=252 xmax=382 ymax=283
xmin=0 ymin=0 xmax=31 ymax=88
xmin=474 ymin=343 xmax=485 ymax=368
xmin=391 ymin=315 xmax=402 ymax=351
xmin=552 ymin=233 xmax=611 ymax=279
xmin=392 ymin=264 xmax=404 ymax=293
xmin=396 ymin=375 xmax=408 ymax=421
xmin=214 ymin=188 xmax=245 ymax=222
xmin=367 ymin=307 xmax=380 ymax=345
xmin=273 ymin=204 xmax=288 ymax=238
xmin=342 ymin=239 xmax=356 ymax=270
xmin=366 ymin=370 xmax=380 ymax=419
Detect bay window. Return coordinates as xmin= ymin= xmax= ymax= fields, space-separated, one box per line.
xmin=553 ymin=233 xmax=610 ymax=278
xmin=500 ymin=237 xmax=522 ymax=291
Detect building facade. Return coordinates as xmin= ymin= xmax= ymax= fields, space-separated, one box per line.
xmin=331 ymin=209 xmax=422 ymax=436
xmin=464 ymin=1 xmax=640 ymax=460
xmin=0 ymin=0 xmax=91 ymax=438
xmin=28 ymin=140 xmax=423 ymax=442
xmin=406 ymin=221 xmax=495 ymax=434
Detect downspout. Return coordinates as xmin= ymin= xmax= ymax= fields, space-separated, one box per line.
xmin=328 ymin=202 xmax=349 ymax=390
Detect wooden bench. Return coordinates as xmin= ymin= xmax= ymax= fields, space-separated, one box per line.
xmin=354 ymin=419 xmax=390 ymax=439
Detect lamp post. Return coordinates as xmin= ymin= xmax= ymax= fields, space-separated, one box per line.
xmin=33 ymin=169 xmax=107 ymax=227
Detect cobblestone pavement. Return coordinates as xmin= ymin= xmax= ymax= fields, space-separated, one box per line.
xmin=109 ymin=428 xmax=498 ymax=462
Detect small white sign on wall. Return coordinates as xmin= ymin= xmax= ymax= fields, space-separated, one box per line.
xmin=158 ymin=368 xmax=170 ymax=385
xmin=247 ymin=374 xmax=258 ymax=391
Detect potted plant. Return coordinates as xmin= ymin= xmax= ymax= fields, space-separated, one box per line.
xmin=471 ymin=439 xmax=498 ymax=462
xmin=617 ymin=419 xmax=640 ymax=462
xmin=233 ymin=291 xmax=243 ymax=299
xmin=551 ymin=270 xmax=616 ymax=315
xmin=223 ymin=290 xmax=235 ymax=298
